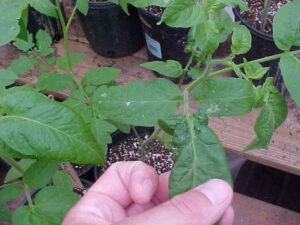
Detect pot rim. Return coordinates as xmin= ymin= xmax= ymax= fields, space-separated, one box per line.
xmin=233 ymin=7 xmax=274 ymax=42
xmin=138 ymin=7 xmax=162 ymax=21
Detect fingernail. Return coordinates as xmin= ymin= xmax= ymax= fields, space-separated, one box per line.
xmin=141 ymin=179 xmax=154 ymax=196
xmin=195 ymin=179 xmax=230 ymax=205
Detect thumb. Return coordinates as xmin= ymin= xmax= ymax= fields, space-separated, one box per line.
xmin=117 ymin=179 xmax=233 ymax=225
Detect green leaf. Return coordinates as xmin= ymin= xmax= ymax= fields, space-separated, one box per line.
xmin=5 ymin=159 xmax=36 ymax=182
xmin=8 ymin=56 xmax=35 ymax=75
xmin=97 ymin=79 xmax=181 ymax=126
xmin=245 ymin=91 xmax=288 ymax=151
xmin=279 ymin=54 xmax=300 ymax=107
xmin=169 ymin=113 xmax=232 ymax=197
xmin=29 ymin=0 xmax=57 ymax=18
xmin=127 ymin=0 xmax=171 ymax=7
xmin=159 ymin=0 xmax=204 ymax=27
xmin=208 ymin=0 xmax=248 ymax=12
xmin=0 ymin=203 xmax=11 ymax=222
xmin=23 ymin=160 xmax=59 ymax=189
xmin=36 ymin=73 xmax=74 ymax=91
xmin=0 ymin=89 xmax=104 ymax=164
xmin=187 ymin=67 xmax=203 ymax=79
xmin=76 ymin=0 xmax=89 ymax=16
xmin=36 ymin=30 xmax=53 ymax=56
xmin=231 ymin=25 xmax=252 ymax=55
xmin=158 ymin=114 xmax=184 ymax=135
xmin=56 ymin=53 xmax=85 ymax=70
xmin=53 ymin=170 xmax=73 ymax=191
xmin=34 ymin=186 xmax=80 ymax=224
xmin=193 ymin=20 xmax=220 ymax=55
xmin=0 ymin=0 xmax=27 ymax=46
xmin=243 ymin=59 xmax=269 ymax=80
xmin=109 ymin=121 xmax=131 ymax=134
xmin=0 ymin=69 xmax=18 ymax=87
xmin=0 ymin=184 xmax=22 ymax=202
xmin=141 ymin=60 xmax=183 ymax=78
xmin=118 ymin=0 xmax=129 ymax=15
xmin=273 ymin=1 xmax=300 ymax=51
xmin=193 ymin=78 xmax=254 ymax=116
xmin=13 ymin=35 xmax=34 ymax=52
xmin=91 ymin=119 xmax=117 ymax=151
xmin=82 ymin=67 xmax=120 ymax=87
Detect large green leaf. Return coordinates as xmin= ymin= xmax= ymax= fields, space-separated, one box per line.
xmin=23 ymin=160 xmax=60 ymax=189
xmin=279 ymin=54 xmax=300 ymax=107
xmin=273 ymin=1 xmax=300 ymax=51
xmin=96 ymin=79 xmax=181 ymax=126
xmin=127 ymin=0 xmax=171 ymax=7
xmin=192 ymin=78 xmax=254 ymax=116
xmin=169 ymin=113 xmax=232 ymax=197
xmin=159 ymin=0 xmax=204 ymax=27
xmin=0 ymin=184 xmax=22 ymax=203
xmin=76 ymin=0 xmax=89 ymax=16
xmin=34 ymin=186 xmax=80 ymax=224
xmin=53 ymin=170 xmax=73 ymax=191
xmin=141 ymin=60 xmax=183 ymax=78
xmin=29 ymin=0 xmax=57 ymax=18
xmin=0 ymin=89 xmax=104 ymax=164
xmin=245 ymin=91 xmax=288 ymax=151
xmin=36 ymin=73 xmax=74 ymax=91
xmin=231 ymin=25 xmax=252 ymax=55
xmin=0 ymin=69 xmax=18 ymax=87
xmin=0 ymin=0 xmax=27 ymax=46
xmin=5 ymin=159 xmax=36 ymax=182
xmin=0 ymin=203 xmax=11 ymax=222
xmin=8 ymin=56 xmax=35 ymax=75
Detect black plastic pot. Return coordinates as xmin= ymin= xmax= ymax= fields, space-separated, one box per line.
xmin=138 ymin=8 xmax=191 ymax=83
xmin=74 ymin=1 xmax=145 ymax=58
xmin=27 ymin=5 xmax=64 ymax=42
xmin=233 ymin=8 xmax=299 ymax=96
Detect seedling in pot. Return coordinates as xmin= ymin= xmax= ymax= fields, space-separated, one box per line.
xmin=0 ymin=0 xmax=300 ymax=224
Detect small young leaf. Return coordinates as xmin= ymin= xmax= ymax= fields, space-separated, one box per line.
xmin=245 ymin=91 xmax=288 ymax=151
xmin=34 ymin=186 xmax=80 ymax=224
xmin=36 ymin=73 xmax=74 ymax=91
xmin=0 ymin=184 xmax=22 ymax=203
xmin=141 ymin=60 xmax=183 ymax=78
xmin=82 ymin=67 xmax=120 ymax=87
xmin=279 ymin=54 xmax=300 ymax=107
xmin=5 ymin=159 xmax=36 ymax=182
xmin=23 ymin=160 xmax=60 ymax=189
xmin=231 ymin=25 xmax=252 ymax=55
xmin=0 ymin=69 xmax=18 ymax=87
xmin=159 ymin=0 xmax=203 ymax=27
xmin=53 ymin=170 xmax=73 ymax=191
xmin=96 ymin=79 xmax=182 ymax=126
xmin=187 ymin=67 xmax=203 ymax=79
xmin=36 ymin=30 xmax=53 ymax=56
xmin=118 ymin=0 xmax=129 ymax=15
xmin=273 ymin=1 xmax=300 ymax=51
xmin=192 ymin=78 xmax=254 ymax=116
xmin=76 ymin=0 xmax=89 ymax=16
xmin=8 ymin=56 xmax=35 ymax=75
xmin=29 ymin=0 xmax=58 ymax=18
xmin=169 ymin=113 xmax=232 ymax=197
xmin=127 ymin=0 xmax=171 ymax=7
xmin=12 ymin=34 xmax=34 ymax=52
xmin=56 ymin=53 xmax=85 ymax=70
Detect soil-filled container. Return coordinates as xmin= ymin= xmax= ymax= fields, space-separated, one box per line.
xmin=138 ymin=7 xmax=191 ymax=83
xmin=233 ymin=7 xmax=299 ymax=96
xmin=27 ymin=5 xmax=64 ymax=42
xmin=74 ymin=1 xmax=145 ymax=58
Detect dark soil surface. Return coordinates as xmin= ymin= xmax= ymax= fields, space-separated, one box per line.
xmin=145 ymin=5 xmax=165 ymax=17
xmin=101 ymin=133 xmax=175 ymax=175
xmin=239 ymin=0 xmax=291 ymax=35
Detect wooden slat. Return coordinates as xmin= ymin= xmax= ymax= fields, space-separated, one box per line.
xmin=233 ymin=193 xmax=300 ymax=225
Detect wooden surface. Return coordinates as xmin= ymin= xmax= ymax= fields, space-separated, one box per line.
xmin=0 ymin=18 xmax=300 ymax=177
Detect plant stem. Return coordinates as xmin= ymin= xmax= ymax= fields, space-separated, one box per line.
xmin=24 ymin=184 xmax=34 ymax=208
xmin=55 ymin=0 xmax=73 ymax=72
xmin=132 ymin=127 xmax=146 ymax=161
xmin=260 ymin=0 xmax=272 ymax=32
xmin=2 ymin=157 xmax=25 ymax=174
xmin=66 ymin=6 xmax=78 ymax=32
xmin=178 ymin=54 xmax=194 ymax=88
xmin=186 ymin=49 xmax=300 ymax=92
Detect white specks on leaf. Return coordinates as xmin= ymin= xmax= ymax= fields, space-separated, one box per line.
xmin=126 ymin=102 xmax=131 ymax=106
xmin=206 ymin=104 xmax=221 ymax=114
xmin=100 ymin=93 xmax=107 ymax=97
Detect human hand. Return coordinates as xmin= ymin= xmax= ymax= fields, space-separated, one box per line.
xmin=63 ymin=161 xmax=234 ymax=225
